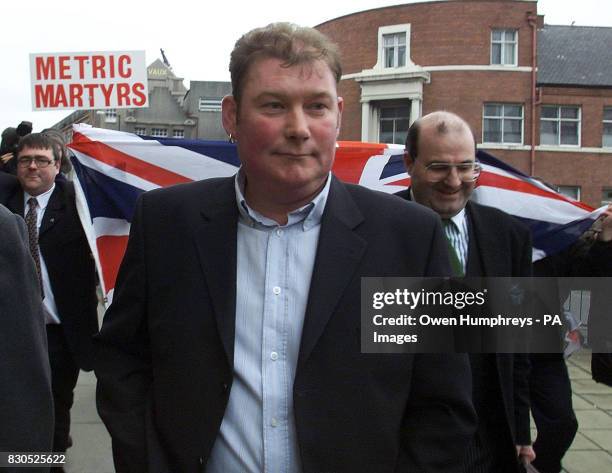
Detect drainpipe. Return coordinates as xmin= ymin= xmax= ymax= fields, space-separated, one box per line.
xmin=528 ymin=13 xmax=539 ymax=176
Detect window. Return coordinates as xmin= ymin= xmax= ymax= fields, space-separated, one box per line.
xmin=603 ymin=107 xmax=612 ymax=147
xmin=379 ymin=104 xmax=410 ymax=145
xmin=491 ymin=29 xmax=517 ymax=66
xmin=383 ymin=33 xmax=406 ymax=68
xmin=150 ymin=128 xmax=167 ymax=138
xmin=134 ymin=127 xmax=146 ymax=136
xmin=173 ymin=129 xmax=184 ymax=139
xmin=105 ymin=109 xmax=117 ymax=123
xmin=602 ymin=188 xmax=612 ymax=206
xmin=483 ymin=104 xmax=523 ymax=144
xmin=540 ymin=106 xmax=580 ymax=146
xmin=557 ymin=185 xmax=581 ymax=201
xmin=198 ymin=97 xmax=222 ymax=112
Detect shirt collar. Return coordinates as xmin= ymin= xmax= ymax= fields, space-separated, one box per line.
xmin=234 ymin=168 xmax=331 ymax=231
xmin=447 ymin=207 xmax=467 ymax=235
xmin=24 ymin=183 xmax=55 ymax=211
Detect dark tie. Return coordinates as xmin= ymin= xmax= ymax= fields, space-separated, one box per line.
xmin=25 ymin=197 xmax=44 ymax=297
xmin=443 ymin=219 xmax=464 ymax=277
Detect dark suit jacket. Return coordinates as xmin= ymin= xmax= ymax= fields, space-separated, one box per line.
xmin=396 ymin=190 xmax=532 ymax=447
xmin=95 ymin=176 xmax=477 ymax=473
xmin=0 ymin=204 xmax=54 ymax=470
xmin=545 ymin=239 xmax=612 ymax=385
xmin=0 ymin=172 xmax=18 ymax=206
xmin=3 ymin=180 xmax=98 ymax=370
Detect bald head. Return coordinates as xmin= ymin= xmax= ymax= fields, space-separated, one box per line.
xmin=406 ymin=111 xmax=475 ymax=161
xmin=403 ymin=111 xmax=478 ymax=218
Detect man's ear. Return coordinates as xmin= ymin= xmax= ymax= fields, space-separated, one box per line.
xmin=336 ymin=96 xmax=344 ymax=137
xmin=221 ymin=95 xmax=238 ymax=139
xmin=403 ymin=151 xmax=415 ymax=174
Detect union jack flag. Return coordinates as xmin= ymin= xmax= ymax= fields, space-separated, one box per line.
xmin=68 ymin=124 xmax=605 ymax=303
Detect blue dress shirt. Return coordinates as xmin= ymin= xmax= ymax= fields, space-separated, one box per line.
xmin=206 ymin=171 xmax=331 ymax=473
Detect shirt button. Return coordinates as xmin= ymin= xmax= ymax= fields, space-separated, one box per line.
xmin=271 ymin=417 xmax=278 ymax=427
xmin=270 ymin=351 xmax=278 ymax=361
xmin=272 ymin=286 xmax=281 ymax=295
xmin=276 ymin=228 xmax=283 ymax=236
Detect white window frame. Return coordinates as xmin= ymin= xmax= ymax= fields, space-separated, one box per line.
xmin=105 ymin=109 xmax=117 ymax=123
xmin=540 ymin=105 xmax=581 ymax=147
xmin=377 ymin=102 xmax=411 ymax=145
xmin=491 ymin=29 xmax=518 ymax=66
xmin=134 ymin=127 xmax=146 ymax=136
xmin=173 ymin=129 xmax=184 ymax=139
xmin=383 ymin=33 xmax=406 ymax=69
xmin=602 ymin=188 xmax=612 ymax=206
xmin=375 ymin=24 xmax=411 ymax=70
xmin=198 ymin=97 xmax=222 ymax=112
xmin=603 ymin=107 xmax=612 ymax=148
xmin=482 ymin=103 xmax=524 ymax=145
xmin=150 ymin=128 xmax=167 ymax=138
xmin=557 ymin=185 xmax=581 ymax=202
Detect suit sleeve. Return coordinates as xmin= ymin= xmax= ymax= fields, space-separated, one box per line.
xmin=94 ymin=194 xmax=168 ymax=473
xmin=513 ymin=224 xmax=533 ymax=445
xmin=401 ymin=354 xmax=476 ymax=471
xmin=400 ymin=217 xmax=477 ymax=471
xmin=0 ymin=209 xmax=54 ymax=464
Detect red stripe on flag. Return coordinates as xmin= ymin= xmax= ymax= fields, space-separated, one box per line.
xmin=385 ymin=177 xmax=411 ymax=188
xmin=69 ymin=131 xmax=192 ymax=187
xmin=334 ymin=141 xmax=388 ymax=184
xmin=477 ymin=172 xmax=593 ymax=212
xmin=96 ymin=235 xmax=129 ymax=294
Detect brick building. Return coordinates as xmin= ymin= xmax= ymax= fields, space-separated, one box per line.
xmin=316 ymin=0 xmax=612 ymax=207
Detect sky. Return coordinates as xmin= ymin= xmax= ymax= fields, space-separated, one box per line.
xmin=1 ymin=0 xmax=609 ymax=133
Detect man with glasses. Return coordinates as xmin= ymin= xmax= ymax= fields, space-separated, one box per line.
xmin=1 ymin=133 xmax=98 ymax=467
xmin=396 ymin=111 xmax=534 ymax=473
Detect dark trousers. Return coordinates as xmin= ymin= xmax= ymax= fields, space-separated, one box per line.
xmin=463 ymin=354 xmax=521 ymax=473
xmin=46 ymin=324 xmax=80 ymax=453
xmin=529 ymin=354 xmax=578 ymax=473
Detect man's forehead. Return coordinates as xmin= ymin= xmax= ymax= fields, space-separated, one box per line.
xmin=247 ymin=56 xmax=335 ymax=83
xmin=419 ymin=125 xmax=475 ymax=158
xmin=18 ymin=146 xmax=53 ymax=157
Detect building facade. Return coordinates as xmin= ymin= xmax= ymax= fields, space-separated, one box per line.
xmin=53 ymin=60 xmax=230 ymax=142
xmin=316 ymin=0 xmax=612 ymax=207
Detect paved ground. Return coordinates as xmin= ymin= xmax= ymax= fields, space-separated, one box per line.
xmin=560 ymin=350 xmax=612 ymax=473
xmin=65 ymin=349 xmax=612 ymax=473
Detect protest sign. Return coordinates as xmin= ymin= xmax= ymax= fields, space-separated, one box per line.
xmin=30 ymin=51 xmax=149 ymax=110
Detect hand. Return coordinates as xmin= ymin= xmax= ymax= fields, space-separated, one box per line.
xmin=598 ymin=204 xmax=612 ymax=242
xmin=1 ymin=152 xmax=13 ymax=164
xmin=516 ymin=445 xmax=536 ymax=464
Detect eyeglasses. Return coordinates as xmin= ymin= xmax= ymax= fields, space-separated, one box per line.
xmin=424 ymin=161 xmax=482 ymax=182
xmin=17 ymin=156 xmax=55 ymax=168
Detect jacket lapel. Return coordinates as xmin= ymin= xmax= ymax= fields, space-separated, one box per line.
xmin=39 ymin=185 xmax=64 ymax=237
xmin=194 ymin=179 xmax=238 ymax=366
xmin=298 ymin=178 xmax=367 ymax=367
xmin=466 ymin=202 xmax=504 ymax=277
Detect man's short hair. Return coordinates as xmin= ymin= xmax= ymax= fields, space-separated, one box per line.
xmin=405 ymin=120 xmax=422 ymax=161
xmin=405 ymin=111 xmax=477 ymax=160
xmin=16 ymin=133 xmax=61 ymax=162
xmin=229 ymin=22 xmax=342 ymax=104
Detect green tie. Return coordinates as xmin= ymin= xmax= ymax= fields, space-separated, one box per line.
xmin=443 ymin=220 xmax=464 ymax=277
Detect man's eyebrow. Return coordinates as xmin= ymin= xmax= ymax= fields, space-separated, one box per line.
xmin=18 ymin=154 xmax=52 ymax=159
xmin=253 ymin=91 xmax=335 ymax=101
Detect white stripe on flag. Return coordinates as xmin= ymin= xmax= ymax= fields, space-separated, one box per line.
xmin=92 ymin=217 xmax=131 ymax=237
